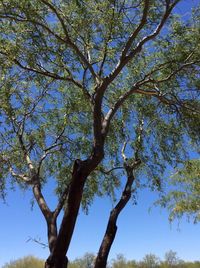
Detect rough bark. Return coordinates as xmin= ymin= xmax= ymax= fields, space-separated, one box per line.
xmin=94 ymin=165 xmax=135 ymax=268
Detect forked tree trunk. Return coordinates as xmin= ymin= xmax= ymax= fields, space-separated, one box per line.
xmin=94 ymin=166 xmax=135 ymax=268
xmin=44 ymin=155 xmax=104 ymax=268
xmin=45 ymin=173 xmax=86 ymax=267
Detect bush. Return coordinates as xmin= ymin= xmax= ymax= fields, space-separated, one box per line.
xmin=2 ymin=255 xmax=44 ymax=268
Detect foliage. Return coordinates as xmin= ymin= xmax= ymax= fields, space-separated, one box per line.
xmin=2 ymin=255 xmax=44 ymax=268
xmin=0 ymin=0 xmax=200 ymax=206
xmin=69 ymin=253 xmax=95 ymax=268
xmin=3 ymin=252 xmax=200 ymax=268
xmin=140 ymin=254 xmax=160 ymax=268
xmin=163 ymin=250 xmax=182 ymax=267
xmin=111 ymin=254 xmax=137 ymax=268
xmin=0 ymin=0 xmax=200 ymax=266
xmin=157 ymin=160 xmax=200 ymax=222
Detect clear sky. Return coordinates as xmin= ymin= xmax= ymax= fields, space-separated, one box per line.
xmin=0 ymin=185 xmax=200 ymax=267
xmin=1 ymin=0 xmax=200 ymax=267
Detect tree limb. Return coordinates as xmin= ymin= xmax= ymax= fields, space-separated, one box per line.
xmin=120 ymin=0 xmax=150 ymax=60
xmin=39 ymin=0 xmax=98 ymax=82
xmin=53 ymin=186 xmax=70 ymax=219
xmin=9 ymin=167 xmax=33 ymax=184
xmin=106 ymin=0 xmax=180 ymax=84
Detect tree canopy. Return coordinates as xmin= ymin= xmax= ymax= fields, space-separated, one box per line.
xmin=0 ymin=1 xmax=200 ymax=267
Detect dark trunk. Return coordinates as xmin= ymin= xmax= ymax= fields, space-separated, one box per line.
xmin=94 ymin=166 xmax=135 ymax=268
xmin=45 ymin=159 xmax=98 ymax=268
xmin=94 ymin=211 xmax=118 ymax=268
xmin=47 ymin=217 xmax=58 ymax=253
xmin=44 ymin=132 xmax=104 ymax=268
xmin=45 ymin=255 xmax=68 ymax=268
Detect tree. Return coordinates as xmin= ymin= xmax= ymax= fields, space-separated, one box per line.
xmin=140 ymin=253 xmax=160 ymax=268
xmin=68 ymin=253 xmax=95 ymax=268
xmin=0 ymin=1 xmax=200 ymax=268
xmin=163 ymin=250 xmax=181 ymax=267
xmin=111 ymin=254 xmax=137 ymax=268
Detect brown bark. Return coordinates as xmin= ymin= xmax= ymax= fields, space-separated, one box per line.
xmin=45 ymin=255 xmax=68 ymax=268
xmin=94 ymin=165 xmax=135 ymax=268
xmin=44 ymin=154 xmax=104 ymax=268
xmin=47 ymin=217 xmax=58 ymax=253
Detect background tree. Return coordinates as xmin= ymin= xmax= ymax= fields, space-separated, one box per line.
xmin=139 ymin=253 xmax=160 ymax=268
xmin=2 ymin=256 xmax=44 ymax=268
xmin=111 ymin=254 xmax=137 ymax=268
xmin=69 ymin=253 xmax=95 ymax=268
xmin=3 ymin=252 xmax=200 ymax=268
xmin=162 ymin=250 xmax=182 ymax=268
xmin=0 ymin=1 xmax=200 ymax=268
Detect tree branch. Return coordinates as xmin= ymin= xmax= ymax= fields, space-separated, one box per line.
xmin=9 ymin=166 xmax=33 ymax=184
xmin=120 ymin=0 xmax=150 ymax=59
xmin=33 ymin=182 xmax=52 ymax=221
xmin=121 ymin=140 xmax=128 ymax=161
xmin=5 ymin=107 xmax=52 ymax=220
xmin=53 ymin=186 xmax=70 ymax=219
xmin=12 ymin=57 xmax=84 ymax=88
xmin=97 ymin=166 xmax=124 ymax=175
xmin=102 ymin=55 xmax=199 ymax=136
xmin=0 ymin=14 xmax=66 ymax=43
xmin=39 ymin=0 xmax=98 ymax=81
xmin=106 ymin=0 xmax=180 ymax=84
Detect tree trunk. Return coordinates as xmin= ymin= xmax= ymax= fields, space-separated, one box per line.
xmin=45 ymin=255 xmax=68 ymax=268
xmin=44 ymin=160 xmax=93 ymax=268
xmin=94 ymin=166 xmax=135 ymax=268
xmin=47 ymin=217 xmax=58 ymax=254
xmin=44 ymin=144 xmax=104 ymax=268
xmin=94 ymin=212 xmax=118 ymax=268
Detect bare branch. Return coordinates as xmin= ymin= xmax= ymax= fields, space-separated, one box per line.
xmin=9 ymin=167 xmax=33 ymax=184
xmin=97 ymin=166 xmax=124 ymax=175
xmin=26 ymin=236 xmax=48 ymax=249
xmin=121 ymin=140 xmax=128 ymax=161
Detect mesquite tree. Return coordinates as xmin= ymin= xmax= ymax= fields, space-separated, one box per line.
xmin=0 ymin=1 xmax=200 ymax=267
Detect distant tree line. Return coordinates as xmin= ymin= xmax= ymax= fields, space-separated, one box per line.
xmin=3 ymin=251 xmax=200 ymax=268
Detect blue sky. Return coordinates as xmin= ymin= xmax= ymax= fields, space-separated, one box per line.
xmin=1 ymin=0 xmax=200 ymax=266
xmin=0 ymin=184 xmax=200 ymax=266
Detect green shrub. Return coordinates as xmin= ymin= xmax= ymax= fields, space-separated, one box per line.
xmin=2 ymin=255 xmax=44 ymax=268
